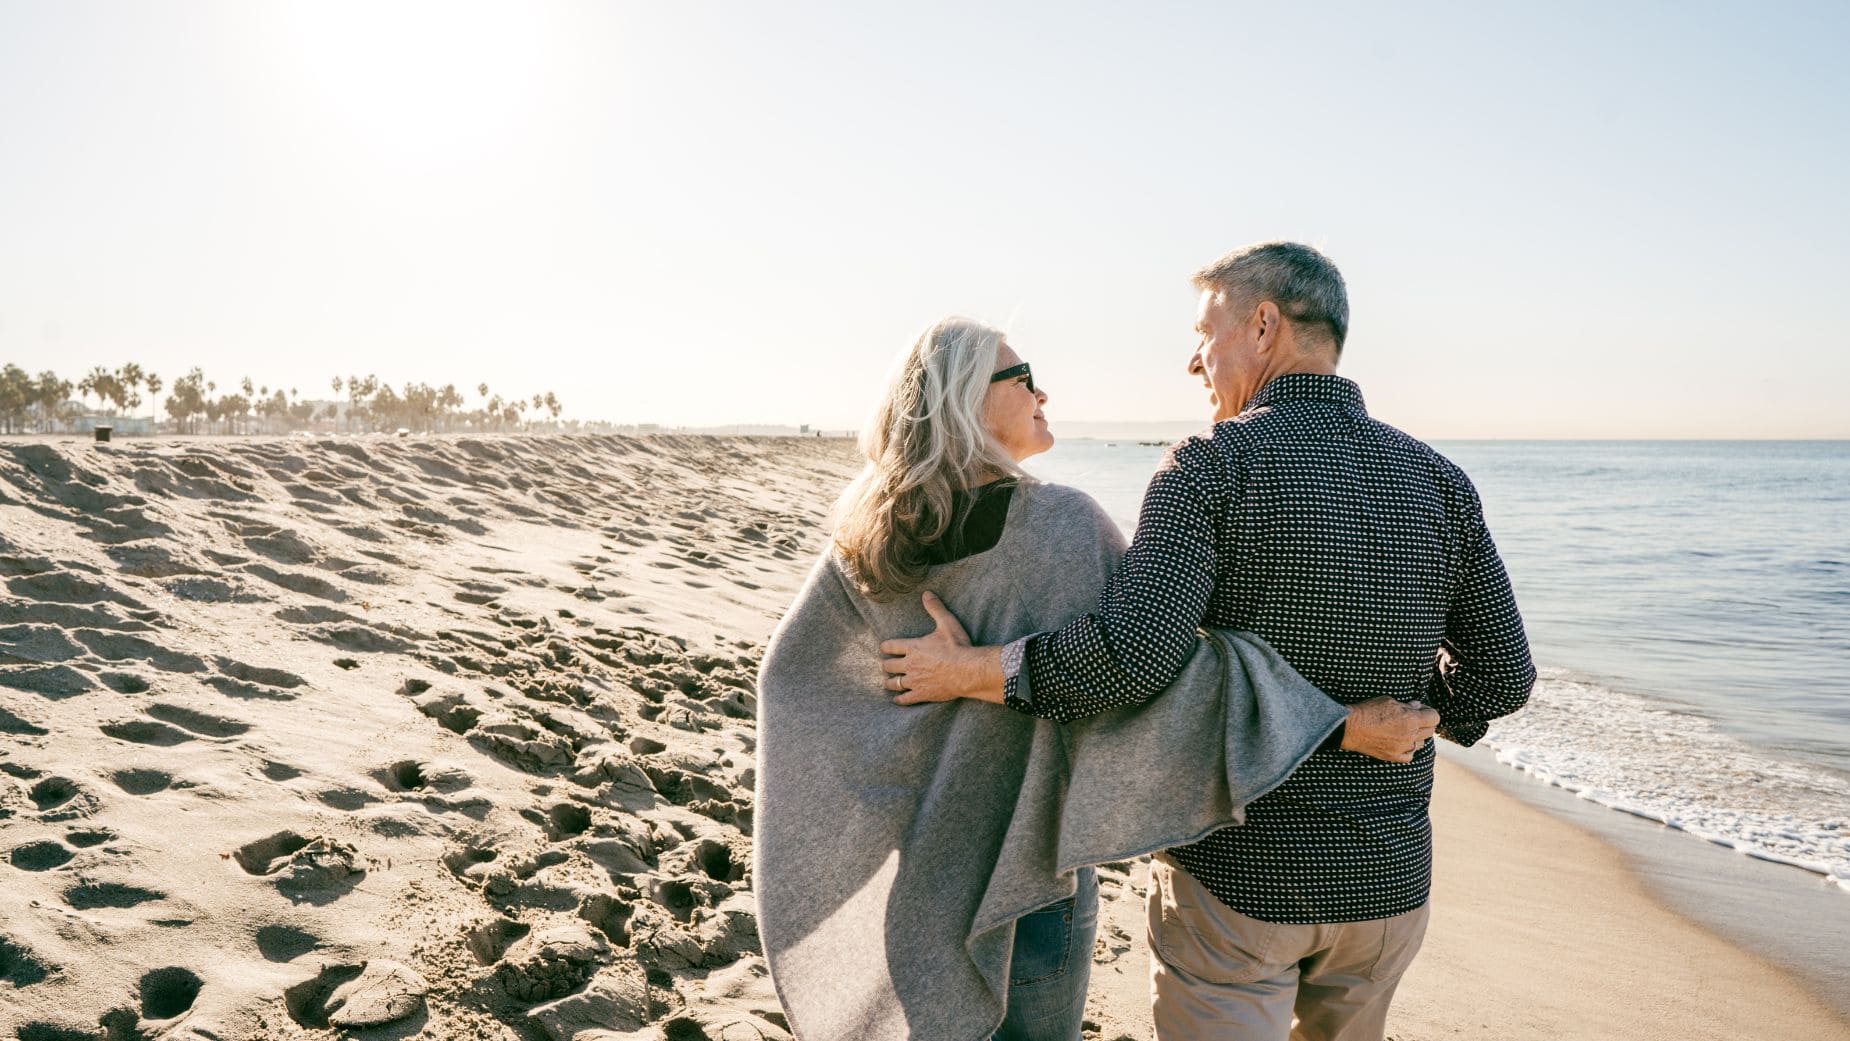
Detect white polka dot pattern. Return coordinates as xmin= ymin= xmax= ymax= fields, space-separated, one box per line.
xmin=1006 ymin=373 xmax=1535 ymax=924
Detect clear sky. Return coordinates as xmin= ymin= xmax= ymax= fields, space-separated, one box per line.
xmin=2 ymin=1 xmax=1846 ymax=437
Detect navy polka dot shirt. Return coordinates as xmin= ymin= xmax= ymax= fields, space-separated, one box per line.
xmin=1006 ymin=373 xmax=1535 ymax=924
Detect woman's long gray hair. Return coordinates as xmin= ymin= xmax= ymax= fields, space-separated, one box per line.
xmin=834 ymin=316 xmax=1022 ymax=600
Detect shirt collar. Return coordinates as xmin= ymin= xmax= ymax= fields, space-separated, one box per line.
xmin=1244 ymin=373 xmax=1367 ymax=415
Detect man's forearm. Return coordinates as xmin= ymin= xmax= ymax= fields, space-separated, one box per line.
xmin=1428 ymin=520 xmax=1536 ymax=745
xmin=956 ymin=645 xmax=1005 ymax=704
xmin=1427 ymin=652 xmax=1535 ymax=745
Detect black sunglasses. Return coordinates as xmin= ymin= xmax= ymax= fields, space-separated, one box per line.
xmin=989 ymin=362 xmax=1035 ymax=394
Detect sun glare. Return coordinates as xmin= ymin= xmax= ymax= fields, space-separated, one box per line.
xmin=275 ymin=0 xmax=554 ymax=167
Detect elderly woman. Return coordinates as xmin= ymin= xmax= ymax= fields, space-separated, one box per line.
xmin=755 ymin=318 xmax=1350 ymax=1041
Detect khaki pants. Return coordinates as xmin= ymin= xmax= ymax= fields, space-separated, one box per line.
xmin=1146 ymin=855 xmax=1430 ymax=1041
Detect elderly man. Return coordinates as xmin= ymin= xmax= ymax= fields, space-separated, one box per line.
xmin=883 ymin=242 xmax=1535 ymax=1040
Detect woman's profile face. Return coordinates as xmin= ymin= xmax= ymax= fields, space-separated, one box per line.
xmin=982 ymin=340 xmax=1053 ymax=463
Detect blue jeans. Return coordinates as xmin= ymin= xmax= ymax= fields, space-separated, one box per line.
xmin=994 ymin=867 xmax=1099 ymax=1041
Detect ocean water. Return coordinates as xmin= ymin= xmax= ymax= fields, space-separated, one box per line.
xmin=1026 ymin=437 xmax=1850 ymax=892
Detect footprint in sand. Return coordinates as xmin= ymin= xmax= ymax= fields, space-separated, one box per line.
xmin=663 ymin=838 xmax=748 ymax=885
xmin=15 ymin=1022 xmax=99 ymax=1041
xmin=111 ymin=768 xmax=174 ymax=795
xmin=369 ymin=758 xmax=473 ymax=800
xmin=577 ymin=892 xmax=635 ymax=948
xmin=315 ymin=786 xmax=375 ymax=811
xmin=64 ymin=880 xmax=166 ymax=909
xmin=379 ymin=760 xmax=428 ymax=792
xmin=100 ymin=719 xmax=195 ymax=747
xmin=234 ymin=835 xmax=307 ymax=876
xmin=467 ymin=917 xmax=533 ymax=964
xmin=442 ymin=842 xmax=503 ymax=884
xmin=243 ymin=563 xmax=348 ymax=603
xmin=275 ymin=605 xmax=359 ymax=626
xmin=97 ymin=671 xmax=151 ymax=693
xmin=494 ymin=924 xmax=610 ymax=1004
xmin=146 ymin=702 xmax=251 ymax=738
xmin=260 ymin=760 xmax=305 ymax=781
xmin=139 ymin=966 xmax=204 ymax=1020
xmin=282 ymin=963 xmax=364 ymax=1028
xmin=533 ymin=802 xmax=593 ymax=842
xmin=284 ymin=959 xmax=428 ymax=1029
xmin=71 ymin=630 xmax=205 ymax=673
xmin=29 ymin=776 xmax=100 ymax=821
xmin=209 ymin=657 xmax=309 ymax=700
xmin=65 ymin=829 xmax=113 ymax=848
xmin=412 ymin=690 xmax=482 ymax=735
xmin=0 ymin=661 xmax=94 ymax=699
xmin=9 ymin=840 xmax=75 ymax=871
xmin=0 ymin=935 xmax=55 ymax=987
xmin=232 ymin=831 xmax=365 ymax=899
xmin=0 ymin=704 xmax=48 ymax=736
xmin=255 ymin=924 xmax=321 ymax=962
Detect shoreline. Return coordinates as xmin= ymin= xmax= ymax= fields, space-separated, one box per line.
xmin=1398 ymin=754 xmax=1850 ymax=1039
xmin=1443 ymin=742 xmax=1850 ymax=1023
xmin=1079 ymin=753 xmax=1850 ymax=1041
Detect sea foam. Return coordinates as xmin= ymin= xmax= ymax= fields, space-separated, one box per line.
xmin=1485 ymin=667 xmax=1850 ymax=893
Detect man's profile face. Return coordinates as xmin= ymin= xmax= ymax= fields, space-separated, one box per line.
xmin=1187 ymin=288 xmax=1261 ymax=422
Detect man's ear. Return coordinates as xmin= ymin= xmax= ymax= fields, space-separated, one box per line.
xmin=1253 ymin=301 xmax=1281 ymax=354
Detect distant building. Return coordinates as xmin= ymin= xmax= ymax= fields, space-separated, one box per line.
xmin=71 ymin=414 xmax=154 ymax=436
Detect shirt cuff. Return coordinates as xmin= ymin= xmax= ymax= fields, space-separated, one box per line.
xmin=999 ymin=636 xmax=1034 ymax=714
xmin=1316 ymin=720 xmax=1347 ymax=753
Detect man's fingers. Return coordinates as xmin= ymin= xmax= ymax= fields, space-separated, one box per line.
xmin=919 ymin=591 xmax=970 ymax=643
xmin=893 ymin=689 xmax=928 ymax=706
xmin=881 ymin=657 xmax=907 ymax=675
xmin=878 ymin=638 xmax=915 ymax=656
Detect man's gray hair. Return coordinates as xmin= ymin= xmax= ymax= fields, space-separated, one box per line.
xmin=1191 ymin=242 xmax=1349 ymax=355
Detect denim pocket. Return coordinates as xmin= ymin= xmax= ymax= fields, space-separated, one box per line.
xmin=1008 ymin=896 xmax=1076 ymax=986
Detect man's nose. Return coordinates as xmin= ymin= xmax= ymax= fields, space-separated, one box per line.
xmin=1187 ymin=350 xmax=1203 ymax=376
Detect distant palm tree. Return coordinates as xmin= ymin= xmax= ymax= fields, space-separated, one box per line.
xmin=35 ymin=371 xmax=71 ymax=433
xmin=116 ymin=363 xmax=145 ymax=421
xmin=145 ymin=372 xmax=162 ymax=427
xmin=79 ymin=366 xmax=105 ymax=413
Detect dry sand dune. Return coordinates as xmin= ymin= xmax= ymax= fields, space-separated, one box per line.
xmin=0 ymin=434 xmax=861 ymax=1041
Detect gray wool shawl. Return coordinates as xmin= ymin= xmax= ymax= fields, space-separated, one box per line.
xmin=753 ymin=481 xmax=1347 ymax=1041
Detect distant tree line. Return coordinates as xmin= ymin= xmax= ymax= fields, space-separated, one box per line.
xmin=0 ymin=361 xmax=565 ymax=436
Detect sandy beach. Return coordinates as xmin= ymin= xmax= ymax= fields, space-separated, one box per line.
xmin=2 ymin=435 xmax=1845 ymax=1040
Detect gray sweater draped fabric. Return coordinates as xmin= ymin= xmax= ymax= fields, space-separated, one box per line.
xmin=753 ymin=482 xmax=1348 ymax=1041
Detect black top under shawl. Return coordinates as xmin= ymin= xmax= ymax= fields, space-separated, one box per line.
xmin=918 ymin=480 xmax=1016 ymax=565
